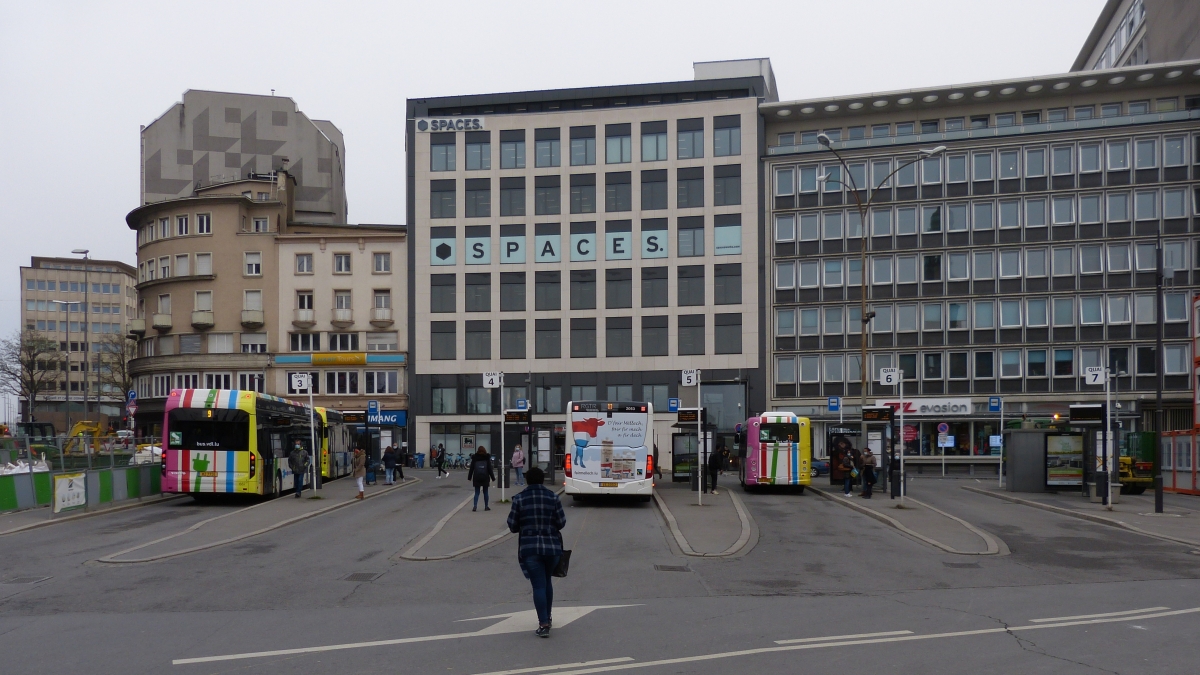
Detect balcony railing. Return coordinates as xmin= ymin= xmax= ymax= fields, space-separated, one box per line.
xmin=292 ymin=308 xmax=315 ymax=328
xmin=331 ymin=308 xmax=354 ymax=327
xmin=151 ymin=313 xmax=172 ymax=331
xmin=241 ymin=310 xmax=265 ymax=328
xmin=128 ymin=318 xmax=146 ymax=335
xmin=191 ymin=311 xmax=215 ymax=329
xmin=370 ymin=307 xmax=394 ymax=326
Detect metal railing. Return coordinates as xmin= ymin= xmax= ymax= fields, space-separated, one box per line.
xmin=1 ymin=435 xmax=162 ymax=473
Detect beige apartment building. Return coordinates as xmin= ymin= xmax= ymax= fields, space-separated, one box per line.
xmin=126 ymin=91 xmax=407 ymax=442
xmin=19 ymin=256 xmax=137 ymax=428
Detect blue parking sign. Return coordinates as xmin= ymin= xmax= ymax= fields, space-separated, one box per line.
xmin=667 ymin=398 xmax=681 ymax=413
xmin=828 ymin=396 xmax=841 ymax=412
xmin=988 ymin=397 xmax=1002 ymax=413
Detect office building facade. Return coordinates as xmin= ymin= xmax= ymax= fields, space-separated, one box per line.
xmin=1073 ymin=0 xmax=1200 ymax=72
xmin=406 ymin=60 xmax=776 ymax=471
xmin=762 ymin=59 xmax=1200 ymax=456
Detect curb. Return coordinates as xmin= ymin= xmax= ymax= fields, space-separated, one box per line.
xmin=962 ymin=485 xmax=1200 ymax=549
xmin=0 ymin=494 xmax=188 ymax=537
xmin=811 ymin=486 xmax=1000 ymax=555
xmin=398 ymin=486 xmax=565 ymax=562
xmin=96 ymin=478 xmax=420 ymax=563
xmin=652 ymin=489 xmax=756 ymax=557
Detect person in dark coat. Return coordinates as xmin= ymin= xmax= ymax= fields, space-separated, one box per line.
xmin=467 ymin=446 xmax=496 ymax=512
xmin=708 ymin=445 xmax=728 ymax=495
xmin=288 ymin=441 xmax=309 ymax=498
xmin=506 ymin=467 xmax=566 ymax=638
xmin=382 ymin=445 xmax=397 ymax=485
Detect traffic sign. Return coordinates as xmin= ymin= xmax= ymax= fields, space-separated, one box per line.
xmin=1084 ymin=367 xmax=1105 ymax=386
xmin=126 ymin=403 xmax=138 ymax=416
xmin=516 ymin=398 xmax=528 ymax=411
xmin=482 ymin=372 xmax=504 ymax=389
xmin=127 ymin=390 xmax=137 ymax=402
xmin=938 ymin=434 xmax=954 ymax=448
xmin=290 ymin=373 xmax=311 ymax=392
xmin=989 ymin=435 xmax=1003 ymax=448
xmin=667 ymin=398 xmax=681 ymax=413
xmin=368 ymin=400 xmax=380 ymax=415
xmin=937 ymin=422 xmax=949 ymax=434
xmin=828 ymin=396 xmax=841 ymax=412
xmin=681 ymin=369 xmax=699 ymax=387
xmin=988 ymin=396 xmax=1002 ymax=413
xmin=879 ymin=368 xmax=900 ymax=386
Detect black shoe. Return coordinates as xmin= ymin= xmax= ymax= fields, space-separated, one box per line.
xmin=535 ymin=626 xmax=550 ymax=638
xmin=485 ymin=506 xmax=491 ymax=511
xmin=472 ymin=506 xmax=477 ymax=512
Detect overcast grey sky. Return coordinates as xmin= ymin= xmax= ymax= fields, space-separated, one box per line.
xmin=0 ymin=0 xmax=1103 ymax=350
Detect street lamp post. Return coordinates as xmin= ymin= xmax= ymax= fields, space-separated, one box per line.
xmin=72 ymin=250 xmax=91 ymax=421
xmin=50 ymin=300 xmax=74 ymax=433
xmin=816 ymin=136 xmax=945 ymax=473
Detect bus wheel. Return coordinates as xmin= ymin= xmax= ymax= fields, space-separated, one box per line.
xmin=641 ymin=495 xmax=652 ymax=503
xmin=795 ymin=486 xmax=806 ymax=495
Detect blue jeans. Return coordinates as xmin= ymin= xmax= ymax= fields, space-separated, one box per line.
xmin=385 ymin=468 xmax=394 ymax=484
xmin=293 ymin=472 xmax=303 ymax=496
xmin=521 ymin=554 xmax=560 ymax=625
xmin=514 ymin=467 xmax=524 ymax=485
xmin=474 ymin=485 xmax=489 ymax=509
xmin=843 ymin=475 xmax=853 ymax=494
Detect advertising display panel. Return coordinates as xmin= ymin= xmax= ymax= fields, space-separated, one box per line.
xmin=1046 ymin=433 xmax=1084 ymax=487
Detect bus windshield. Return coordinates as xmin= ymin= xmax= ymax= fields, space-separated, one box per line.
xmin=167 ymin=409 xmax=250 ymax=450
xmin=759 ymin=423 xmax=799 ymax=444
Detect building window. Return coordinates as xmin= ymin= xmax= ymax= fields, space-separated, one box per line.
xmin=1054 ymin=349 xmax=1074 ymax=377
xmin=1080 ymin=297 xmax=1103 ymax=325
xmin=1027 ymin=350 xmax=1047 ymax=377
xmin=570 ymin=270 xmax=596 ymax=310
xmin=330 ymin=253 xmax=350 ymax=274
xmin=714 ymin=264 xmax=741 ymax=305
xmin=194 ymin=290 xmax=213 ymax=312
xmin=465 ymin=179 xmax=491 ymax=218
xmin=373 ymin=252 xmax=391 ymax=273
xmin=1053 ymin=297 xmax=1074 ymax=326
xmin=677 ymin=167 xmax=704 ymax=208
xmin=923 ymin=303 xmax=943 ymax=330
xmin=676 ymin=266 xmax=704 ymax=306
xmin=641 ymin=170 xmax=667 ymax=210
xmin=605 ymin=269 xmax=632 ymax=309
xmin=208 ymin=333 xmax=234 ymax=354
xmin=334 ymin=290 xmax=352 ymax=310
xmin=290 ymin=333 xmax=320 ymax=351
xmin=714 ymin=313 xmax=742 ymax=354
xmin=713 ymin=115 xmax=740 ymax=156
xmin=465 ymin=273 xmax=491 ymax=312
xmin=176 ymin=215 xmax=189 ymax=236
xmin=500 ymin=272 xmax=525 ymax=311
xmin=325 ymin=371 xmax=359 ymax=395
xmin=465 ymin=132 xmax=491 ymax=171
xmin=244 ymin=252 xmax=261 ymax=276
xmin=367 ymin=332 xmax=397 ymax=351
xmin=1165 ymin=345 xmax=1189 ymax=375
xmin=641 ymin=268 xmax=667 ymax=307
xmin=430 ymin=180 xmax=456 ymax=219
xmin=570 ymin=318 xmax=597 ymax=358
xmin=1051 ymin=146 xmax=1073 ymax=175
xmin=238 ymin=372 xmax=264 ymax=393
xmin=432 ymin=387 xmax=456 ymax=413
xmin=500 ymin=130 xmax=526 ymax=169
xmin=569 ymin=174 xmax=596 ymax=214
xmin=678 ymin=219 xmax=704 ymax=257
xmin=1134 ymin=190 xmax=1157 ymax=220
xmin=465 ymin=321 xmax=491 ymax=360
xmin=500 ymin=320 xmax=526 ymax=359
xmin=534 ymin=176 xmax=560 ymax=215
xmin=196 ymin=214 xmax=211 ymax=234
xmin=605 ymin=172 xmax=632 ymax=212
xmin=195 ymin=253 xmax=212 ymax=275
xmin=1000 ymin=350 xmax=1021 ymax=378
xmin=677 ymin=119 xmax=704 ymax=159
xmin=1027 ymin=298 xmax=1048 ymax=327
xmin=1108 ymin=192 xmax=1129 ymax=221
xmin=605 ymin=317 xmax=632 ymax=357
xmin=500 ymin=177 xmax=525 ymax=217
xmin=570 ymin=126 xmax=596 ymax=166
xmin=535 ymin=128 xmax=561 ymax=167
xmin=975 ymin=351 xmax=995 ymax=379
xmin=641 ymin=121 xmax=667 ymax=161
xmin=430 ymin=133 xmax=456 ymax=171
xmin=535 ymin=319 xmax=561 ymax=358
xmin=251 ymin=217 xmax=268 ymax=233
xmin=296 ymin=254 xmax=313 ymax=274
xmin=713 ymin=165 xmax=741 ymax=206
xmin=431 ymin=274 xmax=456 ymax=313
xmin=430 ymin=322 xmax=455 ymax=360
xmin=1108 ymin=296 xmax=1130 ymax=324
xmin=605 ymin=124 xmax=631 ymax=164
xmin=329 ymin=332 xmax=358 ymax=351
xmin=1108 ymin=140 xmax=1129 ymax=170
xmin=678 ymin=315 xmax=704 ymax=355
xmin=642 ymin=316 xmax=668 ymax=356
xmin=974 ymin=301 xmax=995 ymax=329
xmin=240 ymin=333 xmax=267 ymax=353
xmin=535 ymin=272 xmax=560 ymax=311
xmin=374 ymin=290 xmax=391 ymax=310
xmin=363 ymin=370 xmax=398 ymax=395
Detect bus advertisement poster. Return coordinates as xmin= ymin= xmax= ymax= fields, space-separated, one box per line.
xmin=1045 ymin=433 xmax=1084 ymax=486
xmin=569 ymin=409 xmax=649 ymax=482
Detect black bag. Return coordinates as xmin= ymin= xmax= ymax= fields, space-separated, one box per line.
xmin=552 ymin=550 xmax=572 ymax=578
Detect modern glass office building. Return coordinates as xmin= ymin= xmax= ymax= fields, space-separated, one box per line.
xmin=762 ymin=60 xmax=1200 ymax=457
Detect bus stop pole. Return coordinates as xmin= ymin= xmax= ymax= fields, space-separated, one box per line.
xmin=500 ymin=410 xmax=506 ymax=503
xmin=308 ymin=383 xmax=319 ymax=491
xmin=899 ymin=379 xmax=905 ymax=505
xmin=998 ymin=404 xmax=1004 ymax=488
xmin=697 ymin=374 xmax=702 ymax=507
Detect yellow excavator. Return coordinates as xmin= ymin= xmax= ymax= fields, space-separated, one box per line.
xmin=1118 ymin=431 xmax=1155 ymax=495
xmin=62 ymin=421 xmax=117 ymax=455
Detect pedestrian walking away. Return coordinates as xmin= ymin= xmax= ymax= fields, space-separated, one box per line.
xmin=395 ymin=445 xmax=406 ymax=481
xmin=708 ymin=444 xmax=728 ymax=495
xmin=288 ymin=440 xmax=309 ymax=498
xmin=468 ymin=446 xmax=496 ymax=511
xmin=511 ymin=443 xmax=526 ymax=486
xmin=352 ymin=448 xmax=367 ymax=499
xmin=860 ymin=447 xmax=877 ymax=498
xmin=382 ymin=445 xmax=397 ymax=485
xmin=435 ymin=443 xmax=449 ymax=478
xmin=507 ymin=467 xmax=566 ymax=638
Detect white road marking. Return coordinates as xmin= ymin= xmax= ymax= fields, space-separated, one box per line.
xmin=172 ymin=605 xmax=639 ymax=665
xmin=1029 ymin=606 xmax=1169 ymax=623
xmin=775 ymin=630 xmax=913 ymax=644
xmin=472 ymin=657 xmax=635 ymax=675
xmin=536 ymin=606 xmax=1200 ymax=675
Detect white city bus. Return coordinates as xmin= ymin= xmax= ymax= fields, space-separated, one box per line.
xmin=563 ymin=400 xmax=654 ymax=500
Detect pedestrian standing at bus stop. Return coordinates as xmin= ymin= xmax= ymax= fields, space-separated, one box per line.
xmin=708 ymin=444 xmax=728 ymax=496
xmin=860 ymin=447 xmax=877 ymax=498
xmin=468 ymin=446 xmax=496 ymax=512
xmin=382 ymin=445 xmax=397 ymax=485
xmin=352 ymin=448 xmax=367 ymax=500
xmin=288 ymin=441 xmax=309 ymax=499
xmin=507 ymin=467 xmax=566 ymax=638
xmin=511 ymin=443 xmax=526 ymax=486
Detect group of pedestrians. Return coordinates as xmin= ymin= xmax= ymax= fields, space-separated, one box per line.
xmin=833 ymin=436 xmax=877 ymax=498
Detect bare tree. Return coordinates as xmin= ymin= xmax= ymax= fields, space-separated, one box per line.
xmin=96 ymin=333 xmax=137 ymax=411
xmin=0 ymin=330 xmax=65 ymax=423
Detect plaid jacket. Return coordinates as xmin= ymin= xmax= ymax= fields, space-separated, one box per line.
xmin=507 ymin=484 xmax=566 ymax=560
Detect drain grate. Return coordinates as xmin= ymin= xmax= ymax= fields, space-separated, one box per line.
xmin=942 ymin=562 xmax=980 ymax=569
xmin=343 ymin=572 xmax=383 ymax=582
xmin=3 ymin=576 xmax=50 ymax=585
xmin=654 ymin=565 xmax=691 ymax=572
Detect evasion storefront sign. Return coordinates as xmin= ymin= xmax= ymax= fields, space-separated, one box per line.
xmin=874 ymin=397 xmax=972 ymax=416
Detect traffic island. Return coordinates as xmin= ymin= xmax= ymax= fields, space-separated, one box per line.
xmin=811 ymin=484 xmax=1003 ymax=555
xmin=398 ymin=485 xmax=563 ymax=561
xmin=652 ymin=480 xmax=755 ymax=557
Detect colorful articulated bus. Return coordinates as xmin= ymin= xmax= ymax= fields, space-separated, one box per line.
xmin=739 ymin=412 xmax=812 ymax=492
xmin=163 ymin=389 xmax=323 ymax=497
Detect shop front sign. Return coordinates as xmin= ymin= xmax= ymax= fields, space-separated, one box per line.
xmin=874 ymin=397 xmax=972 ymax=416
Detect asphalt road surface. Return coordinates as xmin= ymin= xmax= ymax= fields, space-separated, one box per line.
xmin=1 ymin=473 xmax=1197 ymax=675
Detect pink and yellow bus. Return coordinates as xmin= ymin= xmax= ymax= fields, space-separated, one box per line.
xmin=739 ymin=412 xmax=812 ymax=492
xmin=163 ymin=389 xmax=337 ymax=497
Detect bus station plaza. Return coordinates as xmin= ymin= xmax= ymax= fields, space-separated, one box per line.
xmin=2 ymin=453 xmax=1198 ymax=674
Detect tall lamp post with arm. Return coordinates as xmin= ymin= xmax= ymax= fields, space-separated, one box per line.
xmin=815 ymin=135 xmax=945 ymax=473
